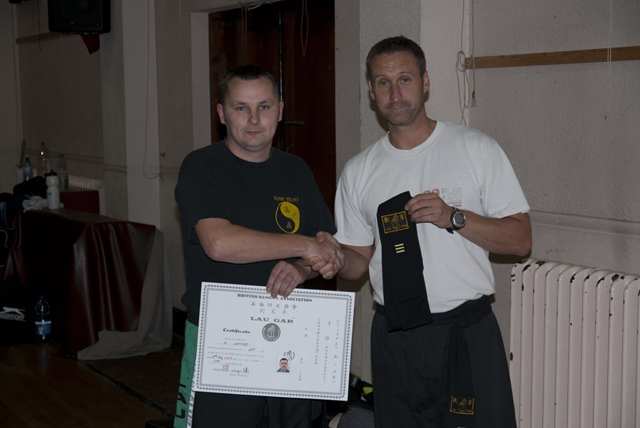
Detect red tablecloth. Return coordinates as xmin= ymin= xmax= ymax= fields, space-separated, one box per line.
xmin=60 ymin=187 xmax=100 ymax=215
xmin=3 ymin=208 xmax=156 ymax=356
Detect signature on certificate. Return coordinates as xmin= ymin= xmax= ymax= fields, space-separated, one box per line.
xmin=231 ymin=367 xmax=250 ymax=376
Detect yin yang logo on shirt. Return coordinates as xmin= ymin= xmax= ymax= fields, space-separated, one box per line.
xmin=275 ymin=201 xmax=300 ymax=233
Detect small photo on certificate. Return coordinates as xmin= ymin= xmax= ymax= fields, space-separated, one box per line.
xmin=193 ymin=282 xmax=355 ymax=401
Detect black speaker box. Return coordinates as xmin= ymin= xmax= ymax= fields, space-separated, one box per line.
xmin=48 ymin=0 xmax=111 ymax=34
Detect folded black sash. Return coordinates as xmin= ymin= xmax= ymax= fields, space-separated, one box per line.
xmin=376 ymin=191 xmax=432 ymax=332
xmin=435 ymin=295 xmax=490 ymax=428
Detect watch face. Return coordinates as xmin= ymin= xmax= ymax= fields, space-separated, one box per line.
xmin=453 ymin=211 xmax=466 ymax=227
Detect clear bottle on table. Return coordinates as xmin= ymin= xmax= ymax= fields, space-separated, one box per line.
xmin=57 ymin=154 xmax=69 ymax=190
xmin=34 ymin=295 xmax=51 ymax=344
xmin=22 ymin=155 xmax=33 ymax=181
xmin=37 ymin=142 xmax=50 ymax=178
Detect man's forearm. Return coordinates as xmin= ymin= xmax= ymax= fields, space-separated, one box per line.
xmin=337 ymin=246 xmax=372 ymax=281
xmin=405 ymin=193 xmax=531 ymax=257
xmin=195 ymin=218 xmax=340 ymax=264
xmin=200 ymin=222 xmax=311 ymax=263
xmin=457 ymin=211 xmax=532 ymax=256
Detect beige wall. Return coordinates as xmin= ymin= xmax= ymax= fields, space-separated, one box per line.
xmin=2 ymin=0 xmax=639 ymax=386
xmin=471 ymin=0 xmax=640 ymax=222
xmin=468 ymin=0 xmax=640 ymax=355
xmin=100 ymin=0 xmax=162 ymax=226
xmin=0 ymin=2 xmax=21 ymax=194
xmin=3 ymin=1 xmax=104 ymax=189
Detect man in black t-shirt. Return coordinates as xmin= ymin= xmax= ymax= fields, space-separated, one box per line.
xmin=173 ymin=65 xmax=343 ymax=428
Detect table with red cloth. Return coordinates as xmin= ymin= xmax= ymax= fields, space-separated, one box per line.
xmin=59 ymin=187 xmax=100 ymax=215
xmin=2 ymin=208 xmax=172 ymax=359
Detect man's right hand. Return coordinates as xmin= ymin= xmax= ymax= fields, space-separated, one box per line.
xmin=302 ymin=232 xmax=345 ymax=279
xmin=302 ymin=232 xmax=344 ymax=279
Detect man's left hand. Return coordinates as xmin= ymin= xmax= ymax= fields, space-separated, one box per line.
xmin=405 ymin=192 xmax=453 ymax=229
xmin=266 ymin=260 xmax=308 ymax=298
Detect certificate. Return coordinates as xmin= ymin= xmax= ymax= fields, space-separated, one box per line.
xmin=193 ymin=282 xmax=355 ymax=401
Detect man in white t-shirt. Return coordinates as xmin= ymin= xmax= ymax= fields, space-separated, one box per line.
xmin=308 ymin=36 xmax=531 ymax=428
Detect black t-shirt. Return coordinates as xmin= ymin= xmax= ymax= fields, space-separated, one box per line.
xmin=175 ymin=140 xmax=336 ymax=325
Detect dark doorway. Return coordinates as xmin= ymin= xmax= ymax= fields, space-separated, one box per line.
xmin=209 ymin=1 xmax=336 ymax=290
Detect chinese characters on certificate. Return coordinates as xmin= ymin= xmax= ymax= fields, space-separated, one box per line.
xmin=193 ymin=283 xmax=355 ymax=401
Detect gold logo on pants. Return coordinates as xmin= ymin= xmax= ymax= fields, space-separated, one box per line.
xmin=450 ymin=396 xmax=474 ymax=415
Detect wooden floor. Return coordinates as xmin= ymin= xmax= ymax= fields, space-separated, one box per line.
xmin=0 ymin=341 xmax=166 ymax=428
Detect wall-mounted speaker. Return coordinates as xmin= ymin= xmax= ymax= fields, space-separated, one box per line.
xmin=48 ymin=0 xmax=111 ymax=34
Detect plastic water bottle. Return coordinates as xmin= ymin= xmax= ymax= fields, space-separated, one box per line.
xmin=34 ymin=295 xmax=51 ymax=344
xmin=46 ymin=174 xmax=60 ymax=209
xmin=22 ymin=155 xmax=33 ymax=181
xmin=57 ymin=154 xmax=69 ymax=190
xmin=37 ymin=142 xmax=50 ymax=178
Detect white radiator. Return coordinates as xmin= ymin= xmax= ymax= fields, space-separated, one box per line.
xmin=510 ymin=258 xmax=640 ymax=428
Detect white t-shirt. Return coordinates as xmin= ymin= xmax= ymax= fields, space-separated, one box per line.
xmin=334 ymin=121 xmax=530 ymax=313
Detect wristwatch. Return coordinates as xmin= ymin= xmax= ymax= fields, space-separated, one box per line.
xmin=446 ymin=208 xmax=466 ymax=234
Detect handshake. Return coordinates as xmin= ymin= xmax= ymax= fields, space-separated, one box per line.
xmin=302 ymin=231 xmax=345 ymax=280
xmin=265 ymin=231 xmax=345 ymax=298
